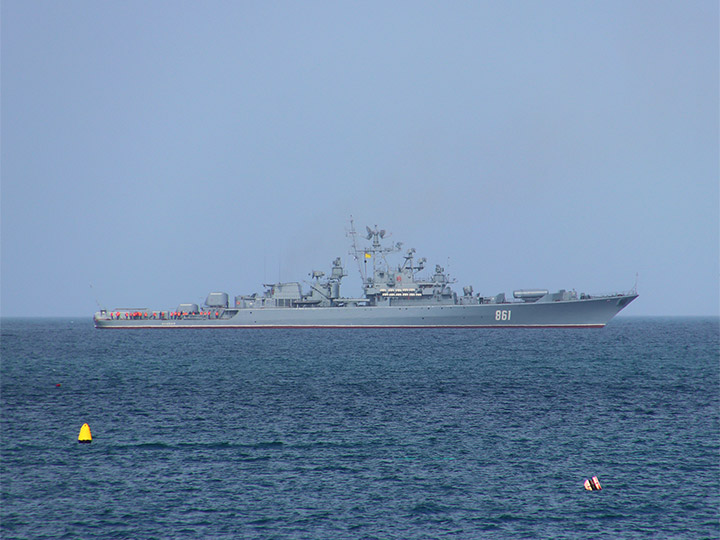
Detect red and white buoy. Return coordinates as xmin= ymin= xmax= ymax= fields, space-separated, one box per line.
xmin=584 ymin=476 xmax=602 ymax=491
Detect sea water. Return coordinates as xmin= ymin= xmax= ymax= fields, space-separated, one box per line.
xmin=1 ymin=318 xmax=718 ymax=539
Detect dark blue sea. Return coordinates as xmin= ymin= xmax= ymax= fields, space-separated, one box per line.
xmin=1 ymin=318 xmax=718 ymax=539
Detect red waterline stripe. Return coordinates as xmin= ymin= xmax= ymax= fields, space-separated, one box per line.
xmin=96 ymin=324 xmax=606 ymax=329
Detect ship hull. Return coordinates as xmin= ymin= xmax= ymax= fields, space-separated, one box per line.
xmin=94 ymin=294 xmax=637 ymax=329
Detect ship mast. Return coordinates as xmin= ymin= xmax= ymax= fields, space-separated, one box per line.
xmin=347 ymin=217 xmax=367 ymax=283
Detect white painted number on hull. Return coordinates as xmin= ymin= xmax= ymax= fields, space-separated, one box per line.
xmin=495 ymin=310 xmax=511 ymax=321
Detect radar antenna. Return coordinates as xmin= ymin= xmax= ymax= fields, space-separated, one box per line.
xmin=347 ymin=218 xmax=402 ymax=287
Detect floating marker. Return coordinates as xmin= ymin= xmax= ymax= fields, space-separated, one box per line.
xmin=78 ymin=423 xmax=92 ymax=444
xmin=56 ymin=383 xmax=61 ymax=387
xmin=584 ymin=476 xmax=602 ymax=491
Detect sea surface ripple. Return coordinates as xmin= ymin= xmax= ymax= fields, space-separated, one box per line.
xmin=1 ymin=317 xmax=718 ymax=539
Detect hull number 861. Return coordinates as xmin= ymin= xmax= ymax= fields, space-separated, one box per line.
xmin=495 ymin=310 xmax=512 ymax=321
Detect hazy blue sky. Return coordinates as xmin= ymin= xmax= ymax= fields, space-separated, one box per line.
xmin=2 ymin=1 xmax=718 ymax=317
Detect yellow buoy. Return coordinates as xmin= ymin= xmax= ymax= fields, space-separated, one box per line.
xmin=78 ymin=423 xmax=92 ymax=444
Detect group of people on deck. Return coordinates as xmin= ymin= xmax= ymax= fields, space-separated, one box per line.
xmin=108 ymin=311 xmax=222 ymax=320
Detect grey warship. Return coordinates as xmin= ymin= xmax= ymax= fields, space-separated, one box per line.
xmin=94 ymin=222 xmax=637 ymax=329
